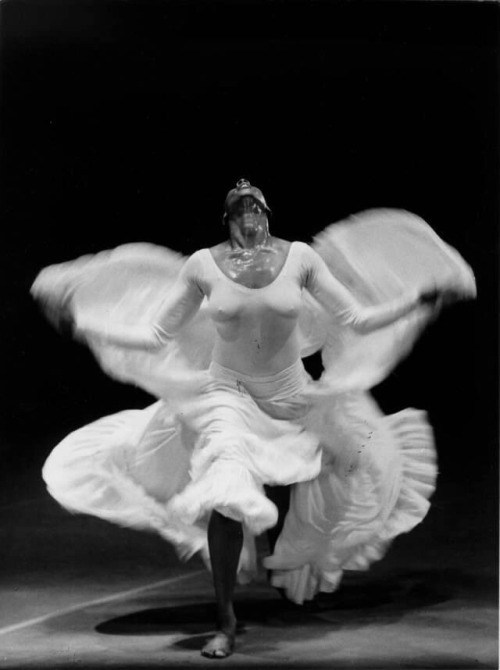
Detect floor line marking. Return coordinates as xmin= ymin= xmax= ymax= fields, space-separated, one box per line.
xmin=0 ymin=569 xmax=206 ymax=637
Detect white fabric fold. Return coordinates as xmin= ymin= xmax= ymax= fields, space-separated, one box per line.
xmin=34 ymin=209 xmax=475 ymax=604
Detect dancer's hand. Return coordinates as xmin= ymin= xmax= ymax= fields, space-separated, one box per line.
xmin=73 ymin=314 xmax=109 ymax=345
xmin=419 ymin=288 xmax=442 ymax=306
xmin=419 ymin=286 xmax=464 ymax=308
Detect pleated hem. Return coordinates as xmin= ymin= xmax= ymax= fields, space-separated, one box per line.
xmin=167 ymin=461 xmax=279 ymax=535
xmin=265 ymin=407 xmax=436 ymax=604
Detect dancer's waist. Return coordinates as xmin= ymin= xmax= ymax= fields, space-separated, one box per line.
xmin=208 ymin=359 xmax=307 ymax=401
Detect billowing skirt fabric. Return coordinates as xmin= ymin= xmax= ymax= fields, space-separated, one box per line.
xmin=37 ymin=209 xmax=474 ymax=603
xmin=42 ymin=359 xmax=436 ymax=604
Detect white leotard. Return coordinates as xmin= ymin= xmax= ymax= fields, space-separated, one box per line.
xmin=151 ymin=242 xmax=419 ymax=377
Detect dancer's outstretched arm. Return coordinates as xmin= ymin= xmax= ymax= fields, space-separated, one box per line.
xmin=77 ymin=253 xmax=205 ymax=350
xmin=302 ymin=244 xmax=432 ymax=334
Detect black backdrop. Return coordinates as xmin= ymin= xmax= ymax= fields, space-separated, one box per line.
xmin=1 ymin=0 xmax=498 ymax=508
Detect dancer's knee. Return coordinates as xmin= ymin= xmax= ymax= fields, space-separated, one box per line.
xmin=209 ymin=510 xmax=243 ymax=539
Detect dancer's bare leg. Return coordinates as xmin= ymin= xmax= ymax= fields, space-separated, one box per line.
xmin=264 ymin=484 xmax=290 ymax=553
xmin=201 ymin=510 xmax=243 ymax=659
xmin=264 ymin=484 xmax=294 ymax=602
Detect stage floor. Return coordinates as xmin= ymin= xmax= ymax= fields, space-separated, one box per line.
xmin=0 ymin=466 xmax=497 ymax=669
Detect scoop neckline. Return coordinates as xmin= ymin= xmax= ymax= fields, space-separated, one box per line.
xmin=206 ymin=241 xmax=296 ymax=291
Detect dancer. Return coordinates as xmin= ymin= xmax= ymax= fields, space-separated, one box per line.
xmin=32 ymin=179 xmax=475 ymax=658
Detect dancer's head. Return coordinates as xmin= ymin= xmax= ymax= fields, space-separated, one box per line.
xmin=223 ymin=179 xmax=271 ymax=235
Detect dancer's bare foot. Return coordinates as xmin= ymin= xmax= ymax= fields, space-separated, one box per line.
xmin=201 ymin=630 xmax=235 ymax=659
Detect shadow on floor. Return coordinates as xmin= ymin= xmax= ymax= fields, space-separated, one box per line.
xmin=94 ymin=566 xmax=494 ymax=640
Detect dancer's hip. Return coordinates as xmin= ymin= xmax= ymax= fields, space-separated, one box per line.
xmin=208 ymin=359 xmax=307 ymax=402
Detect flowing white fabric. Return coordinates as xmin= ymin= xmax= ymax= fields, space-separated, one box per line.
xmin=33 ymin=209 xmax=475 ymax=603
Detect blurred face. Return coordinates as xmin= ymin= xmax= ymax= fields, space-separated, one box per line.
xmin=227 ymin=196 xmax=267 ymax=233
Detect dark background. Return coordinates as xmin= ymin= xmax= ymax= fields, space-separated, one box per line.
xmin=1 ymin=0 xmax=498 ymax=527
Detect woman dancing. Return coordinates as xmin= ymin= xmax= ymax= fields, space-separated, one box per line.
xmin=32 ymin=179 xmax=475 ymax=658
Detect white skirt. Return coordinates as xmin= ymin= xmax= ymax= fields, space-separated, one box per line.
xmin=42 ymin=359 xmax=436 ymax=604
xmin=36 ymin=209 xmax=473 ymax=603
